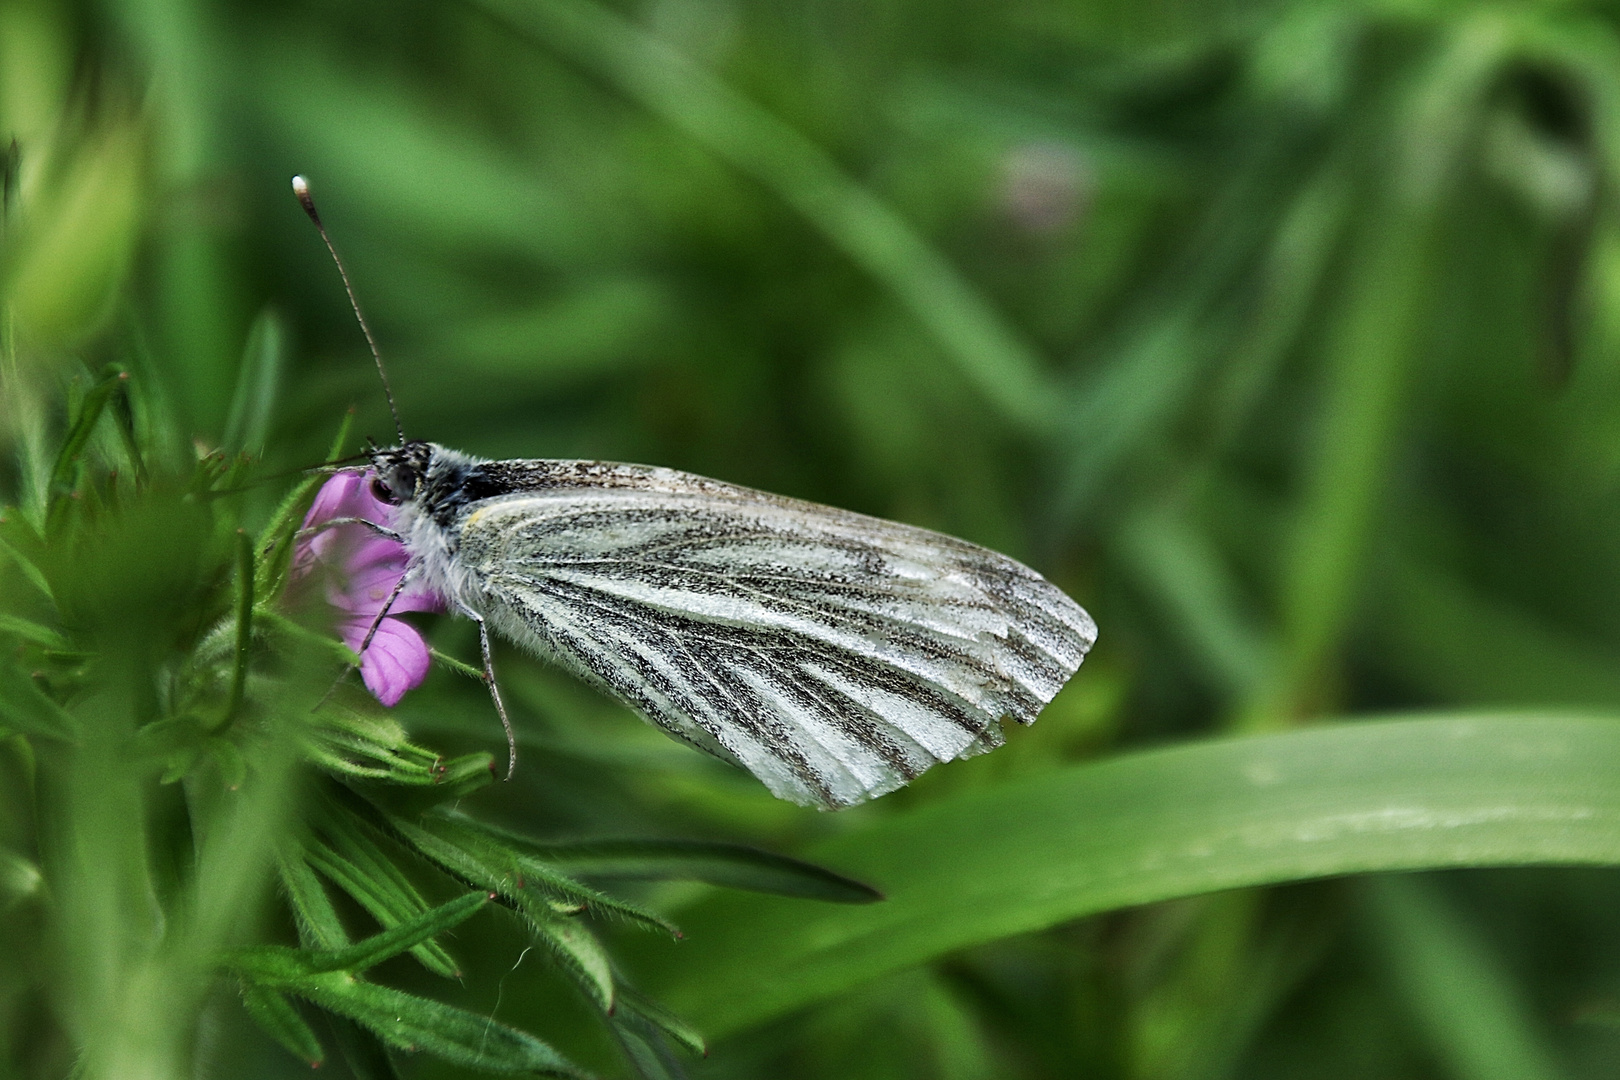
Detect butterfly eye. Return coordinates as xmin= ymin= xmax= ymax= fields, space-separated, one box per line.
xmin=371 ymin=474 xmax=401 ymax=505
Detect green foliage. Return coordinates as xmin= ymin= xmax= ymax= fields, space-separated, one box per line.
xmin=627 ymin=713 xmax=1620 ymax=1037
xmin=8 ymin=0 xmax=1620 ymax=1077
xmin=0 ymin=385 xmax=741 ymax=1076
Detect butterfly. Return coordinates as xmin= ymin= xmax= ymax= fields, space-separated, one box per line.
xmin=294 ymin=176 xmax=1097 ymax=809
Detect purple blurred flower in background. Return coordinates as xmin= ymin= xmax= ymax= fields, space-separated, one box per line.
xmin=294 ymin=470 xmax=445 ymax=706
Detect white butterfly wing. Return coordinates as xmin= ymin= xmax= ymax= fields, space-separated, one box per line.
xmin=450 ymin=462 xmax=1096 ymax=808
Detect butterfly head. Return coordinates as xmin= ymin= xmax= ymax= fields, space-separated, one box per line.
xmin=368 ymin=441 xmax=435 ymax=506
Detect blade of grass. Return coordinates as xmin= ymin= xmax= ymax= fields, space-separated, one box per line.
xmin=1360 ymin=875 xmax=1570 ymax=1080
xmin=279 ymin=852 xmax=352 ymax=952
xmin=240 ymin=983 xmax=324 ymax=1068
xmin=527 ymin=838 xmax=882 ymax=903
xmin=310 ymin=806 xmax=464 ymax=977
xmin=222 ymin=307 xmax=286 ymax=456
xmin=253 ymin=408 xmax=353 ymax=602
xmin=1240 ymin=13 xmax=1513 ymax=730
xmin=622 ymin=712 xmax=1620 ymax=1037
xmin=47 ymin=366 xmax=126 ymax=501
xmin=1118 ymin=501 xmax=1273 ymax=700
xmin=293 ymin=974 xmax=585 ymax=1076
xmin=1374 ymin=550 xmax=1620 ymax=707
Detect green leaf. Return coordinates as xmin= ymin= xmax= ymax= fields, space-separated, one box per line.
xmin=234 ymin=892 xmax=488 ymax=983
xmin=297 ymin=700 xmax=444 ymax=783
xmin=530 ymin=913 xmax=615 ymax=1014
xmin=0 ymin=528 xmax=54 ymax=604
xmin=626 ymin=713 xmax=1620 ymax=1037
xmin=326 ymin=1016 xmax=407 ymax=1080
xmin=1360 ymin=876 xmax=1569 ymax=1080
xmin=614 ymin=987 xmax=705 ymax=1059
xmin=430 ymin=647 xmax=488 ymax=683
xmin=278 ymin=852 xmax=352 ymax=952
xmin=224 ymin=529 xmax=253 ymax=723
xmin=253 ymin=408 xmax=353 ymax=602
xmin=293 ymin=972 xmax=585 ymax=1076
xmin=529 ymin=839 xmax=881 ymax=903
xmin=393 ymin=811 xmax=678 ymax=936
xmin=222 ymin=307 xmax=286 ymax=456
xmin=47 ymin=365 xmax=127 ymax=502
xmin=311 ymin=890 xmax=488 ymax=974
xmin=240 ymin=982 xmax=324 ymax=1068
xmin=106 ymin=360 xmax=144 ymax=483
xmin=0 ymin=661 xmax=78 ymax=742
xmin=0 ymin=611 xmax=66 ymax=650
xmin=610 ymin=1012 xmax=689 ymax=1080
xmin=297 ymin=702 xmax=492 ymax=794
xmin=369 ymin=809 xmax=728 ymax=1014
xmin=309 ymin=807 xmax=462 ymax=976
xmin=375 ymin=812 xmax=631 ymax=1010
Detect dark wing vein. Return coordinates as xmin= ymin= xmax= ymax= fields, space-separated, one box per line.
xmin=454 ymin=483 xmax=1095 ymax=808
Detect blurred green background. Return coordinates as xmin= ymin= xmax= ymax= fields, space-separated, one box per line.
xmin=8 ymin=0 xmax=1620 ymax=1076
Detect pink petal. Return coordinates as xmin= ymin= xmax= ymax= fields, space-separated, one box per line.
xmin=345 ymin=538 xmax=444 ymax=615
xmin=293 ymin=469 xmax=446 ymax=708
xmin=343 ymin=616 xmax=433 ymax=707
xmin=300 ymin=471 xmax=385 ymax=563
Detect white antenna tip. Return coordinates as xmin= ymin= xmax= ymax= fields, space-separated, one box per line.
xmin=291 ymin=175 xmax=309 ymax=197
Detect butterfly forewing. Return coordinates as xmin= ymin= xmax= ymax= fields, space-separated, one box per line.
xmin=443 ymin=460 xmax=1096 ymax=808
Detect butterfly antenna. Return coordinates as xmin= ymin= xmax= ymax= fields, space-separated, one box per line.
xmin=291 ymin=175 xmax=406 ymax=446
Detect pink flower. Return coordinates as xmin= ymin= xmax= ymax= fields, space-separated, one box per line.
xmin=294 ymin=470 xmax=445 ymax=706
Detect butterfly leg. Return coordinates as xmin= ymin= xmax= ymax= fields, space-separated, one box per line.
xmin=458 ymin=603 xmax=517 ymax=782
xmin=296 ymin=516 xmax=404 ymax=544
xmin=358 ymin=571 xmax=413 ymax=654
xmin=313 ymin=568 xmax=414 ymax=711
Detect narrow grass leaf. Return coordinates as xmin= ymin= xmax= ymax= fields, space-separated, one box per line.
xmin=390 ymin=810 xmax=678 ymax=935
xmin=614 ymin=986 xmax=706 ymax=1058
xmin=294 ymin=972 xmax=586 ymax=1076
xmin=222 ymin=308 xmax=285 ymax=456
xmin=253 ymin=408 xmax=353 ymax=601
xmin=225 ymin=529 xmax=253 ymax=722
xmin=611 ymin=1011 xmax=690 ymax=1080
xmin=530 ymin=913 xmax=616 ymax=1014
xmin=310 ymin=891 xmax=488 ymax=974
xmin=325 ymin=1015 xmax=408 ymax=1080
xmin=47 ymin=365 xmax=126 ymax=500
xmin=530 ymin=839 xmax=882 ymax=903
xmin=0 ymin=529 xmax=54 ymax=603
xmin=624 ymin=713 xmax=1620 ymax=1037
xmin=298 ymin=701 xmax=451 ymax=784
xmin=0 ymin=662 xmax=79 ymax=742
xmin=312 ymin=806 xmax=462 ymax=975
xmin=1361 ymin=875 xmax=1570 ymax=1080
xmin=305 ymin=843 xmax=460 ymax=977
xmin=0 ymin=612 xmax=66 ymax=649
xmin=1118 ymin=502 xmax=1273 ymax=699
xmin=279 ymin=852 xmax=353 ymax=951
xmin=240 ymin=982 xmax=324 ymax=1068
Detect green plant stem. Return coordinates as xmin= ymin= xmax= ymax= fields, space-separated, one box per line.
xmin=225 ymin=529 xmax=252 ymax=723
